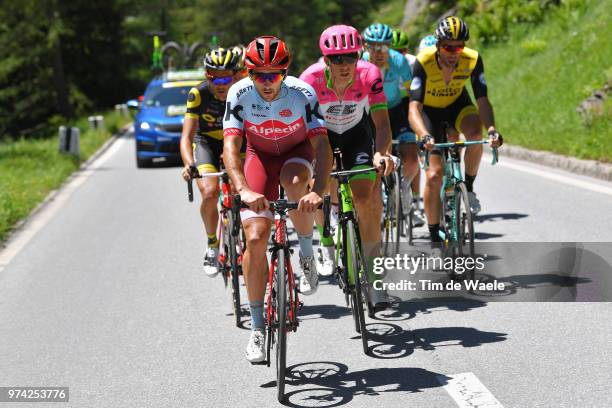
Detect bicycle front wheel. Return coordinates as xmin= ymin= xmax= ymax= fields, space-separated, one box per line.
xmin=455 ymin=183 xmax=475 ymax=280
xmin=275 ymin=248 xmax=287 ymax=402
xmin=347 ymin=220 xmax=369 ymax=355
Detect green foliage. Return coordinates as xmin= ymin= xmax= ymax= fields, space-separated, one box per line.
xmin=0 ymin=110 xmax=130 ymax=242
xmin=520 ymin=38 xmax=547 ymax=55
xmin=183 ymin=0 xmax=384 ymax=72
xmin=482 ymin=0 xmax=612 ymax=161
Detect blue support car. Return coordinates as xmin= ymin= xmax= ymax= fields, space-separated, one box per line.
xmin=128 ymin=70 xmax=206 ymax=168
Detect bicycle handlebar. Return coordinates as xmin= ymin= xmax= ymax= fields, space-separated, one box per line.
xmin=232 ymin=194 xmax=332 ymax=238
xmin=421 ymin=139 xmax=499 ymax=167
xmin=186 ymin=165 xmax=228 ymax=202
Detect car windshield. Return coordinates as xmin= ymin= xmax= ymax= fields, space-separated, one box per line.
xmin=143 ymin=85 xmax=191 ymax=107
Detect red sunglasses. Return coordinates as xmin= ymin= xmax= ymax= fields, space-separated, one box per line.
xmin=440 ymin=44 xmax=464 ymax=53
xmin=250 ymin=71 xmax=286 ymax=84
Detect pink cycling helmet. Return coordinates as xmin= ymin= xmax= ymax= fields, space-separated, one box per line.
xmin=319 ymin=25 xmax=363 ymax=56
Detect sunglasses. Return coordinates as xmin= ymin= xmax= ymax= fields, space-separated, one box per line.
xmin=365 ymin=44 xmax=389 ymax=52
xmin=207 ymin=74 xmax=233 ymax=85
xmin=328 ymin=53 xmax=359 ymax=65
xmin=440 ymin=44 xmax=465 ymax=54
xmin=250 ymin=71 xmax=285 ymax=84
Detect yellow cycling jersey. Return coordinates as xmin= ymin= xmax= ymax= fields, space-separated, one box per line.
xmin=410 ymin=46 xmax=487 ymax=109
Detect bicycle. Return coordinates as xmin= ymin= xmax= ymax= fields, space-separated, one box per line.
xmin=422 ymin=135 xmax=498 ymax=280
xmin=187 ymin=165 xmax=245 ymax=327
xmin=381 ymin=147 xmax=403 ymax=256
xmin=233 ymin=192 xmax=330 ymax=402
xmin=329 ymin=149 xmax=382 ymax=355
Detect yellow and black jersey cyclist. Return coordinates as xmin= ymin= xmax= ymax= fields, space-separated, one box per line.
xmin=408 ymin=16 xmax=503 ymax=243
xmin=180 ymin=47 xmax=242 ymax=276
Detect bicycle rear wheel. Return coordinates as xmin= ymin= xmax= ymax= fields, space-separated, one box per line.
xmin=393 ymin=172 xmax=402 ymax=254
xmin=347 ymin=220 xmax=368 ymax=355
xmin=275 ymin=248 xmax=287 ymax=402
xmin=382 ymin=183 xmax=392 ymax=256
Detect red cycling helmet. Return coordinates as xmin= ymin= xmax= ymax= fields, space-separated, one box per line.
xmin=244 ymin=36 xmax=291 ymax=71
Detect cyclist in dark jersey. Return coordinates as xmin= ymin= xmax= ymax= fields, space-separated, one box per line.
xmin=408 ymin=17 xmax=503 ymax=243
xmin=180 ymin=47 xmax=241 ymax=277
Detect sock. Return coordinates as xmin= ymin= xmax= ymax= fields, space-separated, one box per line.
xmin=207 ymin=233 xmax=219 ymax=248
xmin=249 ymin=300 xmax=265 ymax=330
xmin=317 ymin=225 xmax=334 ymax=247
xmin=465 ymin=174 xmax=477 ymax=193
xmin=429 ymin=224 xmax=443 ymax=242
xmin=298 ymin=234 xmax=314 ymax=258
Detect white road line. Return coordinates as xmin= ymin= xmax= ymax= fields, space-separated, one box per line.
xmin=494 ymin=157 xmax=612 ymax=197
xmin=0 ymin=138 xmax=128 ymax=273
xmin=438 ymin=372 xmax=504 ymax=408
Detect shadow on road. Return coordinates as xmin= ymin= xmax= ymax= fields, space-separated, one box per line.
xmin=474 ymin=212 xmax=529 ymax=223
xmin=366 ymin=322 xmax=507 ymax=360
xmin=263 ymin=361 xmax=450 ymax=407
xmin=370 ymin=298 xmax=488 ymax=322
xmin=475 ymin=232 xmax=505 ymax=240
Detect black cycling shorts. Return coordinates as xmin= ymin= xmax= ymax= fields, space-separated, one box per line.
xmin=422 ymin=89 xmax=478 ymax=144
xmin=389 ymin=101 xmax=417 ymax=143
xmin=328 ymin=129 xmax=376 ymax=181
xmin=193 ymin=136 xmax=223 ymax=173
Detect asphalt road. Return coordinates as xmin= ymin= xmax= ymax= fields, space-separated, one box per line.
xmin=1 ymin=132 xmax=612 ymax=407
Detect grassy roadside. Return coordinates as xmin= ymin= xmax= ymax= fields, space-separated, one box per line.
xmin=371 ymin=0 xmax=611 ymax=161
xmin=0 ymin=111 xmax=131 ymax=243
xmin=483 ymin=0 xmax=612 ymax=161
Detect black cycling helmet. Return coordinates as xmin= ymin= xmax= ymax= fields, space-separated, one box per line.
xmin=435 ymin=16 xmax=470 ymax=42
xmin=203 ymin=47 xmax=240 ymax=71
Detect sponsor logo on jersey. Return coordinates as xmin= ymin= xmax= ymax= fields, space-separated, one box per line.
xmin=202 ymin=113 xmax=216 ymax=123
xmin=251 ymin=104 xmax=270 ymax=111
xmin=453 ymin=75 xmax=469 ymax=80
xmin=279 ymin=109 xmax=292 ymax=117
xmin=355 ymin=152 xmax=370 ymax=165
xmin=479 ymin=73 xmax=487 ymax=86
xmin=245 ymin=118 xmax=305 ymax=139
xmin=224 ymin=102 xmax=243 ymax=122
xmin=427 ymin=87 xmax=462 ymax=97
xmin=371 ymin=78 xmax=384 ymax=94
xmin=289 ymin=86 xmax=313 ymax=98
xmin=326 ymin=104 xmax=358 ymax=115
xmin=410 ymin=77 xmax=422 ymax=91
xmin=235 ymin=86 xmax=253 ymax=99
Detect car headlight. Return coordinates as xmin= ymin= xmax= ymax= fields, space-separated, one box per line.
xmin=140 ymin=122 xmax=151 ymax=130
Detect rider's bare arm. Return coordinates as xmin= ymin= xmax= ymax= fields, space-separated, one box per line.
xmin=310 ymin=132 xmax=332 ymax=196
xmin=408 ymin=100 xmax=430 ymax=140
xmin=223 ymin=135 xmax=249 ymax=193
xmin=179 ymin=117 xmax=198 ymax=167
xmin=371 ymin=108 xmax=392 ymax=156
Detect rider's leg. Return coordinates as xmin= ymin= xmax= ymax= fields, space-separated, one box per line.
xmin=459 ymin=112 xmax=484 ymax=192
xmin=197 ymin=174 xmax=220 ymax=244
xmin=281 ymin=161 xmax=315 ymax=242
xmin=242 ymin=216 xmax=272 ymax=362
xmin=423 ymin=154 xmax=444 ymax=241
xmin=280 ymin=155 xmax=319 ymax=295
xmin=242 ymin=217 xmax=272 ymax=325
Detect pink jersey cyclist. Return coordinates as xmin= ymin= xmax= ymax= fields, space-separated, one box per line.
xmin=223 ymin=76 xmax=326 ymax=217
xmin=300 ymin=60 xmax=387 ymax=172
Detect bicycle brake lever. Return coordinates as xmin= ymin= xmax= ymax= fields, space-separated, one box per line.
xmin=187 ymin=179 xmax=193 ymax=202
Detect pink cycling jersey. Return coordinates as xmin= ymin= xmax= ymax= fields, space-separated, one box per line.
xmin=299 ymin=60 xmax=387 ymax=137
